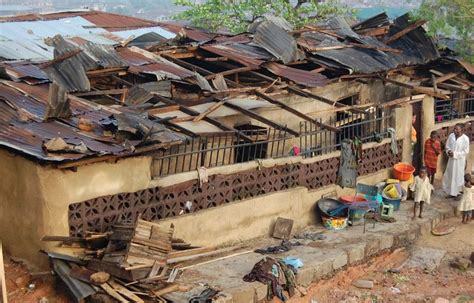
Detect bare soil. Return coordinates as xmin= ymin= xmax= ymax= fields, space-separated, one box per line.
xmin=288 ymin=216 xmax=474 ymax=303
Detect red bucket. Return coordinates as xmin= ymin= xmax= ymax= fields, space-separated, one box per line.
xmin=393 ymin=163 xmax=415 ymax=181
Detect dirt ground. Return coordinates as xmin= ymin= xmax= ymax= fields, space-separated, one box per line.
xmin=1 ymin=218 xmax=473 ymax=303
xmin=288 ymin=216 xmax=474 ymax=303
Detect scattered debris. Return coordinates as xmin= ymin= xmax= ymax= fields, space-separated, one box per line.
xmin=254 ymin=240 xmax=302 ymax=254
xmin=450 ymin=257 xmax=472 ymax=271
xmin=431 ymin=224 xmax=456 ymax=236
xmin=272 ymin=217 xmax=294 ymax=240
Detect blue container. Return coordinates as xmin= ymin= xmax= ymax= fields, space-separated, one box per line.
xmin=382 ymin=193 xmax=401 ymax=211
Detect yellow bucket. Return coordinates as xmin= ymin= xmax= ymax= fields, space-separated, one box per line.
xmin=384 ymin=184 xmax=400 ymax=199
xmin=386 ymin=178 xmax=400 ymax=184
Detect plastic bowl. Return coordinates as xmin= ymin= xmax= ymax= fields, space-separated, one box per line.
xmin=393 ymin=163 xmax=415 ymax=181
xmin=322 ymin=216 xmax=348 ymax=230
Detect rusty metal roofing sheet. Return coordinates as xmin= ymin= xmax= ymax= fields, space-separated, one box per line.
xmin=200 ymin=44 xmax=267 ymax=68
xmin=129 ymin=62 xmax=194 ymax=80
xmin=157 ymin=22 xmax=214 ymax=42
xmin=0 ymin=81 xmax=184 ymax=163
xmin=263 ymin=62 xmax=328 ymax=87
xmin=190 ymin=98 xmax=276 ymax=118
xmin=253 ymin=20 xmax=304 ymax=64
xmin=80 ymin=11 xmax=158 ymax=31
xmin=2 ymin=62 xmax=49 ymax=82
xmin=116 ymin=47 xmax=156 ymax=66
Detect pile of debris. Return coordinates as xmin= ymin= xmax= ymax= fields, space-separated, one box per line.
xmin=43 ymin=217 xmax=238 ymax=302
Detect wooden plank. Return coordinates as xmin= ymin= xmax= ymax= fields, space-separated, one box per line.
xmin=193 ymin=101 xmax=226 ymax=122
xmin=254 ymin=91 xmax=340 ymax=133
xmin=168 ymin=247 xmax=216 ymax=259
xmin=152 ymin=284 xmax=180 ymax=297
xmin=101 ymin=283 xmax=130 ymax=303
xmin=223 ymin=102 xmax=299 ymax=136
xmin=431 ymin=71 xmax=460 ymax=84
xmin=385 ymin=20 xmax=426 ymax=44
xmin=205 ymin=66 xmax=255 ymax=80
xmin=167 ymin=246 xmax=239 ymax=264
xmin=40 ymin=49 xmax=82 ymax=69
xmin=180 ymin=250 xmax=254 ymax=270
xmin=383 ymin=78 xmax=449 ymax=100
xmin=170 ymin=116 xmax=195 ymax=123
xmin=379 ymin=94 xmax=426 ymax=108
xmin=86 ymin=67 xmax=128 ymax=77
xmin=0 ymin=242 xmax=7 ymax=303
xmin=74 ymin=89 xmax=128 ymax=97
xmin=108 ymin=280 xmax=144 ymax=303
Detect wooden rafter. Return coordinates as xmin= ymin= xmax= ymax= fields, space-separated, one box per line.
xmin=192 ymin=100 xmax=226 ymax=122
xmin=382 ymin=77 xmax=449 ymax=100
xmin=385 ymin=20 xmax=426 ymax=44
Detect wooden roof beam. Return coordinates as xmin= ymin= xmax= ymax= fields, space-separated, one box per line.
xmin=222 ymin=101 xmax=300 ymax=137
xmin=385 ymin=20 xmax=426 ymax=44
xmin=254 ymin=91 xmax=340 ymax=133
xmin=382 ymin=77 xmax=449 ymax=100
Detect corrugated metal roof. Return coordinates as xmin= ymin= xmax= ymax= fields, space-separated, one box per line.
xmin=190 ymin=98 xmax=276 ymax=118
xmin=263 ymin=62 xmax=328 ymax=87
xmin=200 ymin=44 xmax=267 ymax=68
xmin=128 ymin=62 xmax=194 ymax=80
xmin=51 ymin=259 xmax=96 ymax=302
xmin=2 ymin=62 xmax=49 ymax=82
xmin=113 ymin=26 xmax=176 ymax=40
xmin=253 ymin=20 xmax=304 ymax=64
xmin=157 ymin=22 xmax=214 ymax=42
xmin=116 ymin=47 xmax=156 ymax=66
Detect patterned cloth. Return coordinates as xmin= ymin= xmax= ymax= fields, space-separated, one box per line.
xmin=424 ymin=138 xmax=442 ymax=169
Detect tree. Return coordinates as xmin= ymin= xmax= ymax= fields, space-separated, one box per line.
xmin=415 ymin=0 xmax=473 ymax=62
xmin=172 ymin=0 xmax=351 ymax=33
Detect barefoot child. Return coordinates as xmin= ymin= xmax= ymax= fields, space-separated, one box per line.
xmin=424 ymin=131 xmax=442 ymax=185
xmin=458 ymin=174 xmax=473 ymax=224
xmin=409 ymin=167 xmax=433 ymax=219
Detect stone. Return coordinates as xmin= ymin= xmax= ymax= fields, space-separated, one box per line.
xmin=314 ymin=259 xmax=332 ymax=280
xmin=90 ymin=271 xmax=110 ymax=284
xmin=450 ymin=257 xmax=472 ymax=271
xmin=347 ymin=244 xmax=365 ymax=264
xmin=352 ymin=279 xmax=374 ymax=289
xmin=333 ymin=251 xmax=348 ymax=270
xmin=379 ymin=235 xmax=394 ymax=250
xmin=434 ymin=298 xmax=449 ymax=303
xmin=402 ymin=246 xmax=446 ymax=271
xmin=365 ymin=239 xmax=380 ymax=257
xmin=296 ymin=267 xmax=314 ymax=286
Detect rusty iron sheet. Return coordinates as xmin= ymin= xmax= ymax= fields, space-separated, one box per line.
xmin=200 ymin=44 xmax=266 ymax=68
xmin=157 ymin=22 xmax=213 ymax=42
xmin=116 ymin=47 xmax=157 ymax=66
xmin=263 ymin=62 xmax=328 ymax=87
xmin=0 ymin=82 xmax=183 ymax=163
xmin=128 ymin=62 xmax=194 ymax=80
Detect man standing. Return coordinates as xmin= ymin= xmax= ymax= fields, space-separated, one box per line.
xmin=442 ymin=124 xmax=470 ymax=197
xmin=424 ymin=131 xmax=442 ymax=184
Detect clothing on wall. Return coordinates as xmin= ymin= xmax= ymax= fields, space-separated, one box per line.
xmin=337 ymin=138 xmax=357 ymax=188
xmin=388 ymin=127 xmax=398 ymax=155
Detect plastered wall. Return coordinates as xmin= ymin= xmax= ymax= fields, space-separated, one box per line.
xmin=0 ymin=150 xmax=153 ymax=268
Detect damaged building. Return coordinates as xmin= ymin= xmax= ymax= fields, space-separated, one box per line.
xmin=0 ymin=9 xmax=473 ymax=277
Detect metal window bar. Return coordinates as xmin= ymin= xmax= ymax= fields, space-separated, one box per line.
xmin=299 ymin=108 xmax=393 ymax=158
xmin=152 ymin=127 xmax=292 ymax=177
xmin=434 ymin=91 xmax=474 ymax=123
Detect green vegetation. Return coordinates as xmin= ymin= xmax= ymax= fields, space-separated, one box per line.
xmin=415 ymin=0 xmax=474 ymax=62
xmin=172 ymin=0 xmax=351 ymax=33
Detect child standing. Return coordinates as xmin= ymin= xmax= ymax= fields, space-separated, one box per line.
xmin=458 ymin=174 xmax=473 ymax=224
xmin=424 ymin=131 xmax=442 ymax=184
xmin=410 ymin=167 xmax=433 ymax=219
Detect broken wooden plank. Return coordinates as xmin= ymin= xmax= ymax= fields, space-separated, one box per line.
xmin=86 ymin=67 xmax=128 ymax=77
xmin=180 ymin=250 xmax=254 ymax=270
xmin=382 ymin=78 xmax=449 ymax=100
xmin=205 ymin=66 xmax=255 ymax=80
xmin=167 ymin=246 xmax=240 ymax=264
xmin=152 ymin=284 xmax=180 ymax=297
xmin=101 ymin=283 xmax=130 ymax=303
xmin=168 ymin=247 xmax=217 ymax=259
xmin=193 ymin=101 xmax=226 ymax=122
xmin=108 ymin=280 xmax=144 ymax=303
xmin=430 ymin=71 xmax=460 ymax=84
xmin=385 ymin=20 xmax=426 ymax=44
xmin=379 ymin=94 xmax=426 ymax=108
xmin=169 ymin=116 xmax=195 ymax=123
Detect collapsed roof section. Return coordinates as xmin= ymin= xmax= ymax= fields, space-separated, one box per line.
xmin=0 ymin=10 xmax=471 ymax=166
